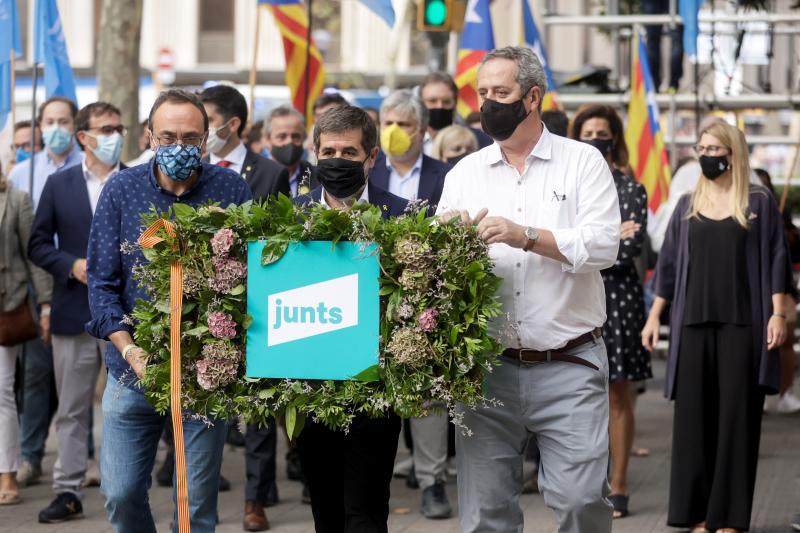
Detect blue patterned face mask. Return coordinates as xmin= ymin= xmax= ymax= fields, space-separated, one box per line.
xmin=154 ymin=143 xmax=203 ymax=182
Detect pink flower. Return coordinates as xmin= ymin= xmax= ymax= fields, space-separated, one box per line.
xmin=211 ymin=228 xmax=236 ymax=257
xmin=418 ymin=308 xmax=439 ymax=333
xmin=208 ymin=311 xmax=237 ymax=339
xmin=209 ymin=257 xmax=247 ymax=293
xmin=195 ymin=341 xmax=241 ymax=390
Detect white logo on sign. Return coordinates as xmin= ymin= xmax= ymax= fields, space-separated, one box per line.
xmin=267 ymin=274 xmax=359 ymax=347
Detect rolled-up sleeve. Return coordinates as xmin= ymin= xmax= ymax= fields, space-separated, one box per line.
xmin=86 ymin=183 xmax=130 ymax=340
xmin=551 ymin=154 xmax=621 ymax=274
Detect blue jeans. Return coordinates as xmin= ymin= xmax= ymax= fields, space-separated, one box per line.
xmin=18 ymin=337 xmax=57 ymax=466
xmin=100 ymin=377 xmax=226 ymax=533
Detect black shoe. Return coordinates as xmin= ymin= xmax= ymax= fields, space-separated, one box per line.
xmin=155 ymin=451 xmax=174 ymax=487
xmin=38 ymin=493 xmax=84 ymax=523
xmin=218 ymin=475 xmax=231 ymax=492
xmin=301 ymin=484 xmax=311 ymax=505
xmin=286 ymin=448 xmax=303 ymax=481
xmin=421 ymin=481 xmax=452 ymax=519
xmin=406 ymin=465 xmax=419 ymax=489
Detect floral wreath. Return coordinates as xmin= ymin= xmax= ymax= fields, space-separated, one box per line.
xmin=131 ymin=196 xmax=503 ymax=436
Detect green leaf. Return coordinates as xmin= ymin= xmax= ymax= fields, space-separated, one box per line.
xmin=353 ymin=364 xmax=381 ymax=382
xmin=242 ymin=314 xmax=254 ymax=329
xmin=184 ymin=325 xmax=208 ymax=337
xmin=261 ymin=239 xmax=289 ymax=265
xmin=285 ymin=404 xmax=298 ymax=438
xmin=379 ymin=285 xmax=395 ymax=296
xmin=229 ymin=284 xmax=245 ymax=296
xmin=257 ymin=387 xmax=276 ymax=399
xmin=172 ymin=202 xmax=196 ymax=220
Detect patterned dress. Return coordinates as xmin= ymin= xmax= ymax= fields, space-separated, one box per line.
xmin=602 ymin=170 xmax=653 ymax=383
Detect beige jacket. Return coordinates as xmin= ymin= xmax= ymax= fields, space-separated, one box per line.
xmin=0 ymin=182 xmax=52 ymax=312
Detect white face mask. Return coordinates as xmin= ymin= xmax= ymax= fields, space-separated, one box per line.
xmin=205 ymin=119 xmax=232 ymax=155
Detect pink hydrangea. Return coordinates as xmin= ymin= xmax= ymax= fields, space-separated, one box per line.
xmin=208 ymin=257 xmax=247 ymax=293
xmin=195 ymin=341 xmax=241 ymax=390
xmin=210 ymin=228 xmax=236 ymax=257
xmin=418 ymin=308 xmax=439 ymax=333
xmin=208 ymin=311 xmax=237 ymax=339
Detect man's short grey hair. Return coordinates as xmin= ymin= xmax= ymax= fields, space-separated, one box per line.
xmin=481 ymin=46 xmax=548 ymax=111
xmin=379 ymin=89 xmax=429 ymax=131
xmin=265 ymin=105 xmax=306 ymax=137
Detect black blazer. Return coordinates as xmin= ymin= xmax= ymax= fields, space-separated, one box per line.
xmin=28 ymin=163 xmax=125 ymax=335
xmin=204 ymin=149 xmax=290 ymax=202
xmin=296 ymin=183 xmax=408 ymax=219
xmin=368 ymin=152 xmax=451 ymax=210
xmin=278 ymin=160 xmax=318 ymax=198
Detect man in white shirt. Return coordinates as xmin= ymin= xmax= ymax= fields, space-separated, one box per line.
xmin=436 ymin=46 xmax=620 ymax=533
xmin=28 ymin=101 xmax=124 ymax=523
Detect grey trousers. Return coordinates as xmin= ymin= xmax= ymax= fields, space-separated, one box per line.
xmin=0 ymin=345 xmax=20 ymax=473
xmin=410 ymin=406 xmax=448 ymax=489
xmin=52 ymin=332 xmax=104 ymax=497
xmin=456 ymin=339 xmax=612 ymax=533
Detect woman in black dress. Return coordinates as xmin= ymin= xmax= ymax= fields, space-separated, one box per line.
xmin=642 ymin=122 xmax=787 ymax=533
xmin=570 ymin=104 xmax=652 ymax=519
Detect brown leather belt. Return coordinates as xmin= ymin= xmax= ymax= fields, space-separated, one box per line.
xmin=502 ymin=328 xmax=603 ymax=370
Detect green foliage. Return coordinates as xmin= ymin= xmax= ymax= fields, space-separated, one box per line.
xmin=133 ymin=197 xmax=503 ymax=432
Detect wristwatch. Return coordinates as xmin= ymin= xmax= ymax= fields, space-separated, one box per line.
xmin=523 ymin=227 xmax=540 ymax=252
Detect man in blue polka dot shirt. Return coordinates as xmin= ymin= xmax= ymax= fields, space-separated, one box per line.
xmin=85 ymin=89 xmax=252 ymax=532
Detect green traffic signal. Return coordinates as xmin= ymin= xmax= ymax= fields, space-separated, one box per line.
xmin=425 ymin=0 xmax=447 ymax=27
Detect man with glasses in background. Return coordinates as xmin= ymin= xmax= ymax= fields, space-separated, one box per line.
xmin=29 ymin=101 xmax=127 ymax=523
xmin=85 ymin=89 xmax=252 ymax=531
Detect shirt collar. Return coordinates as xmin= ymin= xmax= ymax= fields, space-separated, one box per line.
xmin=81 ymin=157 xmax=120 ymax=182
xmin=485 ymin=123 xmax=553 ymax=165
xmin=209 ymin=141 xmax=247 ymax=168
xmin=386 ymin=152 xmax=423 ymax=175
xmin=320 ymin=183 xmax=370 ymax=208
xmin=45 ymin=143 xmax=82 ymax=168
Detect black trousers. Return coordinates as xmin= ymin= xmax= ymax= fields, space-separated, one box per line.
xmin=245 ymin=416 xmax=278 ymax=504
xmin=668 ymin=324 xmax=764 ymax=531
xmin=297 ymin=412 xmax=401 ymax=533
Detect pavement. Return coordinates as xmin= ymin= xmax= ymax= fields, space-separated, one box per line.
xmin=1 ymin=356 xmax=799 ymax=532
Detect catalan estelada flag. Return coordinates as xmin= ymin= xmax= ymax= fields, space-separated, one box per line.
xmin=625 ymin=31 xmax=671 ymax=213
xmin=521 ymin=0 xmax=559 ymax=111
xmin=455 ymin=0 xmax=494 ymax=118
xmin=260 ymin=0 xmax=325 ymax=125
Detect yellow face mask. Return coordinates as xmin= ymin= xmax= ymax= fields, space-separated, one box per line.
xmin=380 ymin=123 xmax=416 ymax=158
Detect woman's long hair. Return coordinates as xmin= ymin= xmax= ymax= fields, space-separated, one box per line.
xmin=688 ymin=121 xmax=751 ymax=228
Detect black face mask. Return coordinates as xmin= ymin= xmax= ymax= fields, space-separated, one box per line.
xmin=582 ymin=138 xmax=614 ymax=157
xmin=446 ymin=152 xmax=469 ymax=166
xmin=480 ymin=96 xmax=531 ymax=141
xmin=699 ymin=154 xmax=730 ymax=180
xmin=428 ymin=107 xmax=454 ymax=130
xmin=271 ymin=143 xmax=304 ymax=167
xmin=316 ymin=157 xmax=367 ymax=199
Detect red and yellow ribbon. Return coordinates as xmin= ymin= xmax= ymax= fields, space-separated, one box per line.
xmin=139 ymin=219 xmax=190 ymax=533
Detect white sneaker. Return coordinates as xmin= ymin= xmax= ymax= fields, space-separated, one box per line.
xmin=83 ymin=458 xmax=101 ymax=487
xmin=393 ymin=456 xmax=413 ymax=478
xmin=777 ymin=391 xmax=800 ymax=414
xmin=16 ymin=461 xmax=42 ymax=487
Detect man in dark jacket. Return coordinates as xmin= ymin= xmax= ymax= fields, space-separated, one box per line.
xmin=264 ymin=105 xmax=317 ymax=197
xmin=200 ymin=85 xmax=290 ymax=202
xmin=28 ymin=101 xmax=126 ymax=523
xmin=295 ymin=105 xmax=405 ymax=533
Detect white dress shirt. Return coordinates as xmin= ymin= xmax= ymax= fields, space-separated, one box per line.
xmin=82 ymin=159 xmax=120 ymax=214
xmin=436 ymin=127 xmax=621 ymax=351
xmin=209 ymin=141 xmax=247 ymax=175
xmin=386 ymin=153 xmax=422 ymax=201
xmin=319 ymin=184 xmax=370 ymax=208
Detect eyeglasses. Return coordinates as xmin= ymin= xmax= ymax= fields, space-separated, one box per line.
xmin=88 ymin=125 xmax=127 ymax=136
xmin=150 ymin=133 xmax=206 ymax=147
xmin=694 ymin=144 xmax=727 ymax=156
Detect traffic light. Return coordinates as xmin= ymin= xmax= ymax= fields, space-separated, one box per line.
xmin=417 ymin=0 xmax=452 ymax=32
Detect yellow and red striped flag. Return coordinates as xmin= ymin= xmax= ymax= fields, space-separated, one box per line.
xmin=455 ymin=0 xmax=495 ymax=118
xmin=625 ymin=31 xmax=671 ymax=213
xmin=260 ymin=0 xmax=325 ymax=125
